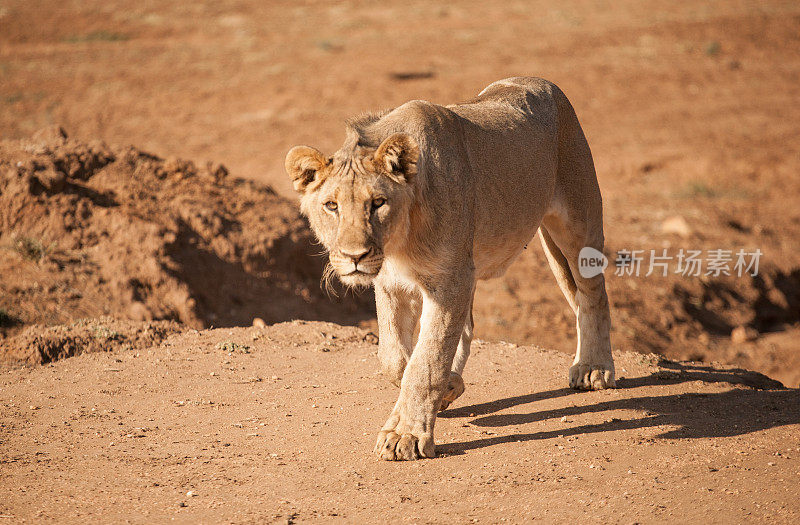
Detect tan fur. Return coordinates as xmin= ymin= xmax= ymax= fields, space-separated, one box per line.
xmin=286 ymin=77 xmax=615 ymax=461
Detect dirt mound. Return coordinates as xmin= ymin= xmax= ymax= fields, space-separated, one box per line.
xmin=676 ymin=268 xmax=800 ymax=336
xmin=601 ymin=261 xmax=800 ymax=358
xmin=473 ymin=244 xmax=800 ymax=388
xmin=1 ymin=316 xmax=181 ymax=365
xmin=0 ymin=127 xmax=371 ymax=350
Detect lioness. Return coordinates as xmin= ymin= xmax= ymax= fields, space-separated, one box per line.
xmin=285 ymin=77 xmax=614 ymax=461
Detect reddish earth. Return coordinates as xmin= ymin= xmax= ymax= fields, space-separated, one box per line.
xmin=2 ymin=322 xmax=799 ymax=523
xmin=0 ymin=130 xmax=370 ymax=360
xmin=1 ymin=1 xmax=800 ymax=521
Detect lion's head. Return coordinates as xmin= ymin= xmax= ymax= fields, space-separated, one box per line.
xmin=285 ymin=133 xmax=419 ymax=287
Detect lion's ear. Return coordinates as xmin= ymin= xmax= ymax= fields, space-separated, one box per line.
xmin=374 ymin=133 xmax=419 ymax=184
xmin=285 ymin=146 xmax=328 ymax=194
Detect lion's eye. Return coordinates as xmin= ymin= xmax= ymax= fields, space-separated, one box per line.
xmin=324 ymin=201 xmax=338 ymax=212
xmin=372 ymin=197 xmax=386 ymax=209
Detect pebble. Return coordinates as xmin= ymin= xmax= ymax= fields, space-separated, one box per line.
xmin=731 ymin=325 xmax=758 ymax=343
xmin=661 ymin=215 xmax=692 ymax=237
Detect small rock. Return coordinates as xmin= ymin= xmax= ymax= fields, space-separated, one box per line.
xmin=731 ymin=325 xmax=758 ymax=344
xmin=560 ymin=416 xmax=569 ymax=423
xmin=128 ymin=301 xmax=151 ymax=322
xmin=204 ymin=162 xmax=228 ymax=183
xmin=252 ymin=317 xmax=266 ymax=329
xmin=35 ymin=167 xmax=67 ymax=193
xmin=363 ymin=332 xmax=379 ymax=345
xmin=186 ymin=491 xmax=196 ymax=497
xmin=661 ymin=215 xmax=692 ymax=237
xmin=178 ymin=502 xmax=187 ymax=508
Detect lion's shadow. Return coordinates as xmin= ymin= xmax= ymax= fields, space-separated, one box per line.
xmin=437 ymin=361 xmax=799 ymax=455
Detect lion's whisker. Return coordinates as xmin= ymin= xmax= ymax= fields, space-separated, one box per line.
xmin=320 ymin=261 xmax=339 ymax=298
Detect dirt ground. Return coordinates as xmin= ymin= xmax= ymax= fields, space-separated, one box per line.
xmin=2 ymin=1 xmax=800 ymax=522
xmin=1 ymin=321 xmax=799 ymax=523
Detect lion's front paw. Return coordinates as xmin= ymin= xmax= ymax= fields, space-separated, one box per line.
xmin=375 ymin=427 xmax=435 ymax=461
xmin=439 ymin=372 xmax=465 ymax=411
xmin=569 ymin=362 xmax=616 ymax=390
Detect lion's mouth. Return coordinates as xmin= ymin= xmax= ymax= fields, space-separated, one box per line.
xmin=336 ymin=264 xmax=381 ymax=287
xmin=335 ymin=259 xmax=383 ymax=278
xmin=343 ymin=269 xmax=377 ymax=277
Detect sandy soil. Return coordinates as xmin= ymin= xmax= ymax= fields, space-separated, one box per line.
xmin=1 ymin=321 xmax=798 ymax=523
xmin=1 ymin=1 xmax=800 ymax=522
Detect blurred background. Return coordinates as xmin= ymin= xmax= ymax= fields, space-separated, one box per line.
xmin=1 ymin=0 xmax=799 ymax=385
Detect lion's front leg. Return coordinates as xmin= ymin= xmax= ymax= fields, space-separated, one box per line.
xmin=375 ymin=280 xmax=422 ymax=386
xmin=375 ymin=274 xmax=473 ymax=460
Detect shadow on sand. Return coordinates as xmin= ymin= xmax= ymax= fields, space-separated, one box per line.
xmin=438 ymin=361 xmax=799 ymax=455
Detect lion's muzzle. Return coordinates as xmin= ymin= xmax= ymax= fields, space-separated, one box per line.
xmin=329 ymin=247 xmax=384 ymax=286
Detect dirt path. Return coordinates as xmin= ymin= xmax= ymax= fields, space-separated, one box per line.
xmin=2 ymin=321 xmax=798 ymax=523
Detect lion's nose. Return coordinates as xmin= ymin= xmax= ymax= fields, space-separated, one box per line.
xmin=340 ymin=247 xmax=371 ymax=265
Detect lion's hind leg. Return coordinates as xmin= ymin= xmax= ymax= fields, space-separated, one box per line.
xmin=539 ymin=86 xmax=616 ymax=390
xmin=539 ymin=215 xmax=615 ymax=390
xmin=440 ymin=292 xmax=474 ymax=411
xmin=538 ymin=226 xmax=578 ymax=315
